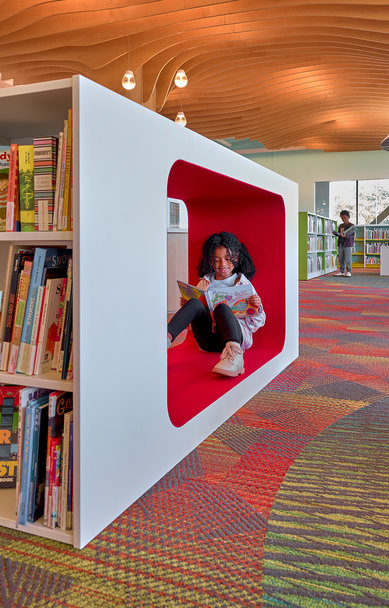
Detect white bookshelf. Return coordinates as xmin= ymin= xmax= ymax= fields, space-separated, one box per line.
xmin=0 ymin=81 xmax=75 ymax=544
xmin=0 ymin=75 xmax=299 ymax=549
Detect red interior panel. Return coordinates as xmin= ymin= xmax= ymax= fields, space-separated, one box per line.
xmin=167 ymin=160 xmax=286 ymax=427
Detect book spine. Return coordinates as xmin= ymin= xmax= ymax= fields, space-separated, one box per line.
xmin=0 ymin=253 xmax=21 ymax=371
xmin=55 ymin=259 xmax=72 ymax=371
xmin=26 ymin=285 xmax=45 ymax=376
xmin=60 ymin=411 xmax=72 ymax=530
xmin=33 ymin=137 xmax=57 ymax=231
xmin=62 ymin=110 xmax=72 ymax=231
xmin=0 ymin=146 xmax=10 ymax=231
xmin=18 ymin=404 xmax=34 ymax=526
xmin=8 ymin=260 xmax=33 ymax=374
xmin=6 ymin=144 xmax=19 ymax=232
xmin=18 ymin=145 xmax=35 ymax=231
xmin=51 ymin=278 xmax=67 ymax=370
xmin=60 ymin=287 xmax=72 ymax=378
xmin=33 ymin=280 xmax=52 ymax=376
xmin=49 ymin=438 xmax=61 ymax=529
xmin=66 ymin=420 xmax=73 ymax=530
xmin=28 ymin=406 xmax=41 ymax=521
xmin=57 ymin=119 xmax=68 ymax=231
xmin=52 ymin=132 xmax=64 ymax=231
xmin=16 ymin=248 xmax=46 ymax=374
xmin=43 ymin=426 xmax=51 ymax=526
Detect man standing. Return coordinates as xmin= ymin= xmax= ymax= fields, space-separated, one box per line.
xmin=333 ymin=210 xmax=356 ymax=277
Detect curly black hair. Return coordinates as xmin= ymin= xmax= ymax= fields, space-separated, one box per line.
xmin=197 ymin=231 xmax=256 ymax=279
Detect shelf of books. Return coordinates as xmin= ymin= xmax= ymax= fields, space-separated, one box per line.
xmin=364 ymin=225 xmax=389 ymax=267
xmin=352 ymin=225 xmax=389 ymax=268
xmin=352 ymin=225 xmax=365 ymax=268
xmin=299 ymin=212 xmax=337 ymax=279
xmin=0 ymin=80 xmax=74 ymax=544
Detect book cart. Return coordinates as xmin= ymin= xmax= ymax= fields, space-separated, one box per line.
xmin=298 ymin=212 xmax=337 ymax=279
xmin=0 ymin=75 xmax=299 ymax=548
xmin=353 ymin=225 xmax=389 ymax=268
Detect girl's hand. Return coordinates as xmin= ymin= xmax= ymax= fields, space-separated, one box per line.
xmin=248 ymin=294 xmax=261 ymax=308
xmin=180 ymin=296 xmax=187 ymax=307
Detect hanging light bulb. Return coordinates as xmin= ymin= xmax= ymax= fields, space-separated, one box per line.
xmin=122 ymin=70 xmax=136 ymax=90
xmin=174 ymin=69 xmax=188 ymax=88
xmin=175 ymin=111 xmax=187 ymax=127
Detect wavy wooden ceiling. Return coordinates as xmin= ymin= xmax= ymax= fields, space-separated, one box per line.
xmin=0 ymin=0 xmax=388 ymax=152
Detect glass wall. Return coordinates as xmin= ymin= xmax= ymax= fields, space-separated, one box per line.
xmin=322 ymin=179 xmax=389 ymax=224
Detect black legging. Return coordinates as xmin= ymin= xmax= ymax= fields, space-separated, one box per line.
xmin=168 ymin=298 xmax=243 ymax=352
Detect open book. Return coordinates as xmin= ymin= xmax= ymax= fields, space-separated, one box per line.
xmin=177 ymin=280 xmax=259 ymax=318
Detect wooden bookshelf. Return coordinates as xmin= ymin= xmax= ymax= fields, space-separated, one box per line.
xmin=299 ymin=212 xmax=337 ymax=279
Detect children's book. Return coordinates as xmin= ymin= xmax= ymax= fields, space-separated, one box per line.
xmin=16 ymin=387 xmax=49 ymax=518
xmin=0 ymin=145 xmax=10 ymax=231
xmin=34 ymin=277 xmax=67 ymax=375
xmin=33 ymin=136 xmax=57 ymax=231
xmin=177 ymin=280 xmax=258 ymax=318
xmin=28 ymin=400 xmax=49 ymax=522
xmin=0 ymin=386 xmax=23 ymax=488
xmin=8 ymin=259 xmax=33 ymax=373
xmin=6 ymin=143 xmax=20 ymax=232
xmin=18 ymin=145 xmax=35 ymax=231
xmin=0 ymin=251 xmax=34 ymax=371
xmin=60 ymin=410 xmax=73 ymax=530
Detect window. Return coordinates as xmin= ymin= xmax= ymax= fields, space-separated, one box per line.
xmin=167 ymin=198 xmax=188 ymax=231
xmin=326 ymin=179 xmax=389 ymax=224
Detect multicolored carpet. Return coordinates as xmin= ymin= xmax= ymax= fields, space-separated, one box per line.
xmin=0 ymin=274 xmax=388 ymax=607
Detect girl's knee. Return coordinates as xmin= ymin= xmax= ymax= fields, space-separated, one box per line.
xmin=214 ymin=302 xmax=231 ymax=316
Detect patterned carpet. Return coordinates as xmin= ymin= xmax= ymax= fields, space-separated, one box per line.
xmin=0 ymin=275 xmax=388 ymax=607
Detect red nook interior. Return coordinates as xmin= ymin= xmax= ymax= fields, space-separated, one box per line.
xmin=167 ymin=160 xmax=286 ymax=427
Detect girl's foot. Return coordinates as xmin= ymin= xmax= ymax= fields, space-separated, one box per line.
xmin=212 ymin=342 xmax=245 ymax=377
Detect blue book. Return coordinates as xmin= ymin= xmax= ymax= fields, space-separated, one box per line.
xmin=16 ymin=247 xmax=72 ymax=374
xmin=28 ymin=400 xmax=49 ymax=522
xmin=18 ymin=393 xmax=50 ymax=526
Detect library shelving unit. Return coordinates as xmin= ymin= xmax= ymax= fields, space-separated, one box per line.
xmin=352 ymin=225 xmax=365 ymax=268
xmin=299 ymin=212 xmax=337 ymax=279
xmin=362 ymin=225 xmax=389 ymax=268
xmin=0 ymin=83 xmax=74 ymax=545
xmin=0 ymin=75 xmax=299 ymax=549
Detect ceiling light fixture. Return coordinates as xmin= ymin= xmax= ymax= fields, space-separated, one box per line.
xmin=121 ymin=38 xmax=136 ymax=90
xmin=122 ymin=70 xmax=136 ymax=90
xmin=174 ymin=69 xmax=188 ymax=88
xmin=175 ymin=111 xmax=187 ymax=127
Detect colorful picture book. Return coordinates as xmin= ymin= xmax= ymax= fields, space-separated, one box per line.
xmin=177 ymin=280 xmax=258 ymax=318
xmin=0 ymin=386 xmax=24 ymax=488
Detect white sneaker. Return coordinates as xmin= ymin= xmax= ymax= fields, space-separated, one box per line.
xmin=212 ymin=342 xmax=245 ymax=377
xmin=334 ymin=272 xmax=344 ymax=276
xmin=345 ymin=272 xmax=352 ymax=277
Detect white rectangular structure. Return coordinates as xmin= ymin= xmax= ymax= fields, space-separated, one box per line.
xmin=0 ymin=75 xmax=299 ymax=548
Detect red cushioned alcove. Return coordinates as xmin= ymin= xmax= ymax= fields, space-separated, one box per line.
xmin=167 ymin=160 xmax=285 ymax=427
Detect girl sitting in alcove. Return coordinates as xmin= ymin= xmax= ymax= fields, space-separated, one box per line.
xmin=167 ymin=231 xmax=266 ymax=377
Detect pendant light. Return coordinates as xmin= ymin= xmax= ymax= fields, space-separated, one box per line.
xmin=175 ymin=111 xmax=187 ymax=127
xmin=174 ymin=69 xmax=188 ymax=88
xmin=121 ymin=38 xmax=136 ymax=90
xmin=122 ymin=70 xmax=136 ymax=90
